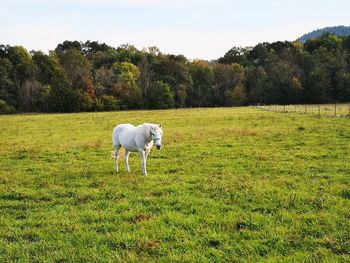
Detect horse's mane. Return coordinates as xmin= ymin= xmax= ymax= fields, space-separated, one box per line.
xmin=134 ymin=123 xmax=152 ymax=139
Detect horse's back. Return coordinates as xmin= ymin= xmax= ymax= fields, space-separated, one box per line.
xmin=113 ymin=124 xmax=137 ymax=147
xmin=114 ymin=124 xmax=135 ymax=132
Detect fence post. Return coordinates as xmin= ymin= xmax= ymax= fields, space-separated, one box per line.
xmin=305 ymin=105 xmax=307 ymax=113
xmin=318 ymin=104 xmax=320 ymax=117
xmin=335 ymin=103 xmax=337 ymax=117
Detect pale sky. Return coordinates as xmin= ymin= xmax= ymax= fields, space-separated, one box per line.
xmin=1 ymin=0 xmax=349 ymax=60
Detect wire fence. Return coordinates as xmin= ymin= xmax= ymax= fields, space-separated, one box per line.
xmin=257 ymin=104 xmax=350 ymax=118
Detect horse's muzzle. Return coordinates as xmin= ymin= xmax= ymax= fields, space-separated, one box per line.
xmin=156 ymin=145 xmax=161 ymax=150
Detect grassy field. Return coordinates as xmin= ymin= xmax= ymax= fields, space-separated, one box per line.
xmin=0 ymin=107 xmax=349 ymax=262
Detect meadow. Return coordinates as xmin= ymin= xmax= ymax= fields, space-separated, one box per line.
xmin=0 ymin=107 xmax=349 ymax=262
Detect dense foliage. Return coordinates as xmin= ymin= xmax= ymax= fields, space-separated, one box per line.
xmin=1 ymin=34 xmax=350 ymax=113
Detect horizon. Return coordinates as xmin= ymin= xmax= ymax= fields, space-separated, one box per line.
xmin=1 ymin=0 xmax=350 ymax=60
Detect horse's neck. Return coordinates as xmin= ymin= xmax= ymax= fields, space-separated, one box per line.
xmin=142 ymin=124 xmax=152 ymax=142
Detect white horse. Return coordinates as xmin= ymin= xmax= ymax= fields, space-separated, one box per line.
xmin=112 ymin=123 xmax=163 ymax=175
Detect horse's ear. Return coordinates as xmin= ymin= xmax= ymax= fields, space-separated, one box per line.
xmin=159 ymin=124 xmax=162 ymax=128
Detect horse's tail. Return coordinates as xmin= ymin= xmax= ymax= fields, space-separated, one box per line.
xmin=111 ymin=148 xmax=124 ymax=159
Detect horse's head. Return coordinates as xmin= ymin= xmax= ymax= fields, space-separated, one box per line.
xmin=151 ymin=124 xmax=163 ymax=150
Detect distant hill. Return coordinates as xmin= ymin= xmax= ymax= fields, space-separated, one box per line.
xmin=298 ymin=25 xmax=350 ymax=42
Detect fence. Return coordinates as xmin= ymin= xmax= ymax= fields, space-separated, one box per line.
xmin=258 ymin=104 xmax=350 ymax=118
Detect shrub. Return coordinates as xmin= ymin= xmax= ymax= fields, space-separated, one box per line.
xmin=100 ymin=95 xmax=120 ymax=111
xmin=0 ymin=100 xmax=16 ymax=114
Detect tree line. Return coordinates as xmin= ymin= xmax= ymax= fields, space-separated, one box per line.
xmin=1 ymin=33 xmax=350 ymax=114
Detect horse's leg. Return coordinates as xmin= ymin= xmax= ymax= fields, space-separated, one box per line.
xmin=124 ymin=150 xmax=130 ymax=173
xmin=145 ymin=148 xmax=151 ymax=170
xmin=113 ymin=145 xmax=121 ymax=174
xmin=139 ymin=149 xmax=147 ymax=175
xmin=145 ymin=148 xmax=151 ymax=160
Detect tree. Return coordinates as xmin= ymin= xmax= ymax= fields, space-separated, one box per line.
xmin=153 ymin=55 xmax=192 ymax=108
xmin=58 ymin=48 xmax=95 ymax=110
xmin=58 ymin=48 xmax=91 ymax=88
xmin=32 ymin=51 xmax=59 ymax=84
xmin=19 ymin=80 xmax=48 ymax=112
xmin=0 ymin=58 xmax=16 ymax=107
xmin=304 ymin=33 xmax=342 ymax=53
xmin=265 ymin=59 xmax=303 ymax=104
xmin=138 ymin=57 xmax=154 ymax=100
xmin=342 ymin=35 xmax=350 ymax=50
xmin=212 ymin=63 xmax=245 ymax=106
xmin=116 ymin=44 xmax=143 ymax=65
xmin=246 ymin=43 xmax=271 ymax=66
xmin=31 ymin=51 xmax=69 ymax=112
xmin=94 ymin=66 xmax=116 ymax=97
xmin=100 ymin=95 xmax=120 ymax=110
xmin=6 ymin=46 xmax=35 ymax=110
xmin=218 ymin=46 xmax=249 ymax=65
xmin=267 ymin=41 xmax=294 ymax=56
xmin=337 ymin=70 xmax=350 ymax=101
xmin=55 ymin=40 xmax=83 ymax=55
xmin=226 ymin=85 xmax=248 ymax=106
xmin=47 ymin=76 xmax=75 ymax=112
xmin=113 ymin=62 xmax=142 ymax=109
xmin=7 ymin=45 xmax=31 ymax=65
xmin=188 ymin=60 xmax=214 ymax=107
xmin=0 ymin=99 xmax=16 ymax=114
xmin=306 ymin=47 xmax=348 ymax=102
xmin=93 ymin=49 xmax=119 ymax=69
xmin=149 ymin=80 xmax=174 ymax=109
xmin=244 ymin=65 xmax=268 ymax=104
xmin=0 ymin=45 xmax=7 ymax=58
xmin=82 ymin=40 xmax=111 ymax=59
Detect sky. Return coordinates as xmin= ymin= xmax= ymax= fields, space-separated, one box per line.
xmin=1 ymin=0 xmax=349 ymax=60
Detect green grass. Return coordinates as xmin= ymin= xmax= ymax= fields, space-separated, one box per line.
xmin=0 ymin=107 xmax=349 ymax=262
